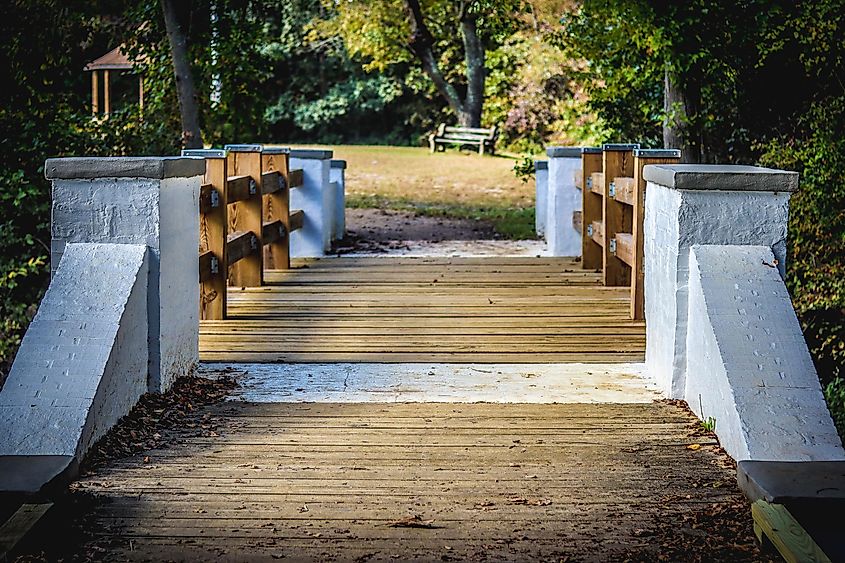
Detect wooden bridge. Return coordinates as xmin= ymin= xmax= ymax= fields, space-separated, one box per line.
xmin=5 ymin=146 xmax=804 ymax=562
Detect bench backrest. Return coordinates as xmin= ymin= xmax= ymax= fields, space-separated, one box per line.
xmin=436 ymin=124 xmax=498 ymax=141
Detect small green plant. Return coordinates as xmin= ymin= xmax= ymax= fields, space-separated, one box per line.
xmin=512 ymin=154 xmax=535 ymax=183
xmin=701 ymin=417 xmax=717 ymax=433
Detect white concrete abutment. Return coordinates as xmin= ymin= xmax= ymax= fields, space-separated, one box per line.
xmin=642 ymin=164 xmax=843 ymax=462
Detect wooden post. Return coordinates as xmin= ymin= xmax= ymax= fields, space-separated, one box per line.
xmin=91 ymin=71 xmax=99 ymax=115
xmin=103 ymin=70 xmax=111 ymax=115
xmin=200 ymin=156 xmax=229 ymax=320
xmin=580 ymin=148 xmax=603 ymax=270
xmin=630 ymin=148 xmax=681 ymax=320
xmin=601 ymin=144 xmax=638 ymax=286
xmin=227 ymin=147 xmax=263 ymax=287
xmin=261 ymin=148 xmax=291 ymax=270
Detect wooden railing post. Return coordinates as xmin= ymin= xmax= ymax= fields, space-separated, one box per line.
xmin=630 ymin=149 xmax=680 ymax=320
xmin=185 ymin=149 xmax=228 ymax=321
xmin=225 ymin=145 xmax=264 ymax=287
xmin=260 ymin=147 xmax=291 ymax=270
xmin=601 ymin=143 xmax=639 ymax=286
xmin=580 ymin=148 xmax=603 ymax=270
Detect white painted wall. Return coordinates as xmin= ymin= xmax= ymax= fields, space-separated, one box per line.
xmin=0 ymin=243 xmax=148 ymax=461
xmin=644 ymin=181 xmax=790 ymax=397
xmin=534 ymin=160 xmax=548 ymax=237
xmin=290 ymin=151 xmax=332 ymax=256
xmin=330 ymin=160 xmax=346 ymax=240
xmin=685 ymin=245 xmax=843 ymax=461
xmin=48 ymin=158 xmax=201 ymax=393
xmin=546 ymin=153 xmax=582 ymax=257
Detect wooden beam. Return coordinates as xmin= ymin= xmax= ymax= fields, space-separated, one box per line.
xmin=227 ymin=149 xmax=263 ymax=286
xmin=288 ymin=168 xmax=304 ymax=188
xmin=572 ymin=210 xmax=582 ymax=234
xmin=612 ymin=177 xmax=636 ymax=206
xmin=590 ymin=220 xmax=604 ymax=247
xmin=574 ymin=169 xmax=583 ymax=191
xmin=226 ymin=175 xmax=256 ymax=204
xmin=261 ymin=152 xmax=291 ymax=270
xmin=262 ymin=220 xmax=286 ymax=245
xmin=261 ymin=171 xmax=285 ymax=195
xmin=589 ymin=172 xmax=605 ymax=196
xmin=226 ymin=230 xmax=258 ymax=267
xmin=103 ymin=69 xmax=111 ymax=114
xmin=198 ymin=250 xmax=217 ymax=283
xmin=199 ymin=158 xmax=228 ymax=320
xmin=0 ymin=503 xmax=53 ymax=559
xmin=581 ymin=150 xmax=603 ymax=270
xmin=601 ymin=148 xmax=634 ymax=287
xmin=91 ymin=71 xmax=99 ymax=115
xmin=289 ymin=209 xmax=304 ymax=232
xmin=630 ymin=152 xmax=680 ymax=320
xmin=614 ymin=232 xmax=634 ymax=266
xmin=751 ymin=500 xmax=831 ymax=563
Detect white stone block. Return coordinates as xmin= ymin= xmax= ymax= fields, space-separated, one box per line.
xmin=46 ymin=157 xmax=203 ymax=392
xmin=546 ymin=148 xmax=582 ymax=257
xmin=534 ymin=160 xmax=548 ymax=237
xmin=289 ymin=149 xmax=333 ymax=256
xmin=331 ymin=160 xmax=346 ymax=240
xmin=642 ymin=165 xmax=797 ymax=397
xmin=0 ymin=243 xmax=148 ymax=467
xmin=685 ymin=245 xmax=843 ymax=461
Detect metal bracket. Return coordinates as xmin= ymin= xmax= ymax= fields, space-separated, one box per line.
xmin=210 ymin=190 xmax=220 ymax=208
xmin=278 ymin=175 xmax=287 ymax=191
xmin=587 ymin=224 xmax=593 ymax=237
xmin=249 ymin=234 xmax=258 ymax=250
xmin=248 ymin=179 xmax=257 ymax=195
xmin=609 ymin=239 xmax=617 ymax=254
xmin=210 ymin=255 xmax=219 ymax=275
xmin=586 ymin=177 xmax=593 ymax=189
xmin=608 ymin=181 xmax=616 ymax=198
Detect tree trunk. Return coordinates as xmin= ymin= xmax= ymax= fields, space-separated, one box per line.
xmin=663 ymin=66 xmax=702 ymax=163
xmin=459 ymin=11 xmax=485 ymax=128
xmin=161 ymin=0 xmax=203 ymax=149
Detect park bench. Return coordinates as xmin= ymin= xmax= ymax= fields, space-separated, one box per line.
xmin=429 ymin=124 xmax=498 ymax=155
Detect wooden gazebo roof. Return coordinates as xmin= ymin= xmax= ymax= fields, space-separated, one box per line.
xmin=84 ymin=46 xmax=135 ymax=71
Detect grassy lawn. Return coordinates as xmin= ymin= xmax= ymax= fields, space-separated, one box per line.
xmin=289 ymin=145 xmax=537 ymax=239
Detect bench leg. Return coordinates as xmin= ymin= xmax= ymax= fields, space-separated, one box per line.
xmin=479 ymin=143 xmax=485 ymax=156
xmin=429 ymin=136 xmax=436 ymax=153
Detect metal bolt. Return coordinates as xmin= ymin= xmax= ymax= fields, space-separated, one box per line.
xmin=210 ymin=256 xmax=219 ymax=275
xmin=609 ymin=239 xmax=617 ymax=254
xmin=249 ymin=179 xmax=257 ymax=195
xmin=609 ymin=182 xmax=616 ymax=198
xmin=587 ymin=225 xmax=593 ymax=237
xmin=210 ymin=190 xmax=220 ymax=208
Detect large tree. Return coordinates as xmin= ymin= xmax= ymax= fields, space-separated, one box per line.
xmin=160 ymin=0 xmax=203 ymax=148
xmin=322 ymin=0 xmax=523 ymax=128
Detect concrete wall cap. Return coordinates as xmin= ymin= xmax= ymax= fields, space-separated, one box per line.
xmin=263 ymin=147 xmax=290 ymax=155
xmin=289 ymin=148 xmax=334 ymax=160
xmin=581 ymin=147 xmax=603 ymax=154
xmin=534 ymin=160 xmax=548 ymax=171
xmin=634 ymin=148 xmax=681 ymax=158
xmin=45 ymin=157 xmax=205 ymax=180
xmin=224 ymin=144 xmax=264 ymax=152
xmin=545 ymin=147 xmax=583 ymax=158
xmin=330 ymin=159 xmax=347 ymax=169
xmin=602 ymin=143 xmax=641 ymax=151
xmin=181 ymin=149 xmax=226 ymax=159
xmin=643 ymin=164 xmax=799 ymax=192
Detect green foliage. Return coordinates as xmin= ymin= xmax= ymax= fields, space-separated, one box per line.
xmin=825 ymin=378 xmax=845 ymax=437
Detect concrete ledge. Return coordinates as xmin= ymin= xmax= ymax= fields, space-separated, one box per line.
xmin=738 ymin=460 xmax=845 ymax=504
xmin=546 ymin=153 xmax=581 ymax=256
xmin=224 ymin=144 xmax=264 ymax=153
xmin=602 ymin=143 xmax=640 ymax=151
xmin=290 ymin=149 xmax=333 ymax=160
xmin=634 ymin=149 xmax=681 ymax=158
xmin=643 ymin=164 xmax=799 ymax=192
xmin=45 ymin=157 xmax=205 ymax=180
xmin=182 ymin=149 xmax=226 ymax=158
xmin=684 ymin=245 xmax=843 ymax=461
xmin=331 ymin=159 xmax=347 ymax=170
xmin=545 ymin=147 xmax=582 ymax=158
xmin=0 ymin=455 xmax=77 ymax=498
xmin=535 ymin=161 xmax=549 ymax=237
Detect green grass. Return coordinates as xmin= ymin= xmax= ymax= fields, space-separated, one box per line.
xmin=287 ymin=144 xmax=538 ymax=240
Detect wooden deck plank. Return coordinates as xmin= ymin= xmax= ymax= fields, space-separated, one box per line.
xmin=201 ymin=256 xmax=645 ymax=363
xmin=69 ymin=401 xmax=753 ymax=562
